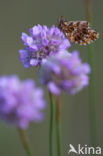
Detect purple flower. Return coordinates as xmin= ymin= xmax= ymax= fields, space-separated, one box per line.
xmin=0 ymin=75 xmax=46 ymax=129
xmin=39 ymin=50 xmax=91 ymax=95
xmin=19 ymin=25 xmax=70 ymax=68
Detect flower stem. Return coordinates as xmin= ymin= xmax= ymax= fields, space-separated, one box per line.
xmin=86 ymin=0 xmax=97 ymax=147
xmin=56 ymin=95 xmax=62 ymax=156
xmin=18 ymin=128 xmax=33 ymax=156
xmin=49 ymin=91 xmax=55 ymax=156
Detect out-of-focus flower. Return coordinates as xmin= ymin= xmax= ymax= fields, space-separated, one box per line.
xmin=0 ymin=75 xmax=46 ymax=129
xmin=19 ymin=25 xmax=70 ymax=68
xmin=39 ymin=50 xmax=91 ymax=95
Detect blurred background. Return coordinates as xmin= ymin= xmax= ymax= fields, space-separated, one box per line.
xmin=0 ymin=0 xmax=102 ymax=155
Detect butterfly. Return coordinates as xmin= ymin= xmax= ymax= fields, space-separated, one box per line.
xmin=57 ymin=16 xmax=99 ymax=45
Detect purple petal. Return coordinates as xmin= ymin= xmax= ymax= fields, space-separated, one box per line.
xmin=30 ymin=59 xmax=39 ymax=66
xmin=48 ymin=82 xmax=61 ymax=95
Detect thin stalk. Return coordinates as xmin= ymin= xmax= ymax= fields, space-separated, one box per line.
xmin=18 ymin=128 xmax=33 ymax=156
xmin=49 ymin=91 xmax=55 ymax=156
xmin=56 ymin=95 xmax=62 ymax=156
xmin=86 ymin=0 xmax=97 ymax=147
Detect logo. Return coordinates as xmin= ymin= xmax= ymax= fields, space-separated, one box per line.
xmin=68 ymin=144 xmax=102 ymax=155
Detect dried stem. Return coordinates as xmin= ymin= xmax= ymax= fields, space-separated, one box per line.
xmin=18 ymin=128 xmax=33 ymax=156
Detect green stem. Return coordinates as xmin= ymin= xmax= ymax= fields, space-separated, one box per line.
xmin=88 ymin=41 xmax=97 ymax=148
xmin=49 ymin=91 xmax=55 ymax=156
xmin=86 ymin=0 xmax=97 ymax=147
xmin=56 ymin=95 xmax=62 ymax=156
xmin=18 ymin=128 xmax=33 ymax=156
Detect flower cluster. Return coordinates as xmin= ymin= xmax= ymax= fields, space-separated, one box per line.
xmin=0 ymin=76 xmax=46 ymax=129
xmin=0 ymin=23 xmax=91 ymax=129
xmin=19 ymin=25 xmax=70 ymax=68
xmin=39 ymin=51 xmax=91 ymax=95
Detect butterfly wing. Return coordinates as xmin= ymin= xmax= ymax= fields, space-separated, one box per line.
xmin=58 ymin=17 xmax=99 ymax=45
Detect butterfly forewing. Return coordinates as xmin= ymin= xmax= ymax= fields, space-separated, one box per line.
xmin=57 ymin=17 xmax=99 ymax=45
